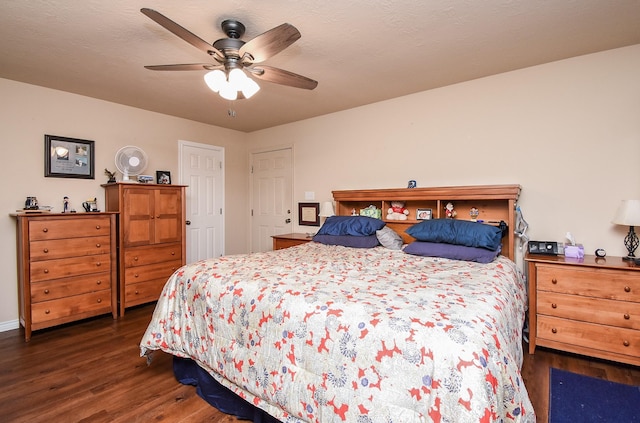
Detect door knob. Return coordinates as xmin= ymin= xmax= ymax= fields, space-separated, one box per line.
xmin=285 ymin=218 xmax=291 ymax=223
xmin=185 ymin=220 xmax=191 ymax=225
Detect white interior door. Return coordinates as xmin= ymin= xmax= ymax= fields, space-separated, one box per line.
xmin=180 ymin=141 xmax=224 ymax=263
xmin=250 ymin=148 xmax=293 ymax=253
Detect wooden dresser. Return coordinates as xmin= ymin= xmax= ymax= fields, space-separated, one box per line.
xmin=103 ymin=183 xmax=186 ymax=315
xmin=14 ymin=212 xmax=117 ymax=341
xmin=526 ymin=254 xmax=640 ymax=366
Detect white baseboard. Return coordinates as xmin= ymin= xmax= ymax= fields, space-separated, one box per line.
xmin=0 ymin=319 xmax=19 ymax=332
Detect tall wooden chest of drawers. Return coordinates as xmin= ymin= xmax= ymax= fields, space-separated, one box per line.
xmin=103 ymin=183 xmax=186 ymax=315
xmin=526 ymin=254 xmax=640 ymax=366
xmin=15 ymin=213 xmax=117 ymax=341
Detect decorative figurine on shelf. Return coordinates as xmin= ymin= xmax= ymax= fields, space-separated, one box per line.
xmin=407 ymin=180 xmax=417 ymax=189
xmin=62 ymin=196 xmax=75 ymax=213
xmin=387 ymin=200 xmax=409 ymax=220
xmin=104 ymin=168 xmax=116 ymax=183
xmin=445 ymin=202 xmax=457 ymax=219
xmin=469 ymin=207 xmax=479 ymax=222
xmin=351 ymin=208 xmax=357 ymax=216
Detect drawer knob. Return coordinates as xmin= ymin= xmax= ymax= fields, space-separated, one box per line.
xmin=551 ymin=303 xmax=557 ymax=309
xmin=43 ymin=248 xmax=49 ymax=253
xmin=96 ymin=262 xmax=101 ymax=267
xmin=551 ymin=328 xmax=557 ymax=334
xmin=42 ymin=228 xmax=48 ymax=233
xmin=624 ymin=313 xmax=630 ymax=320
xmin=623 ymin=340 xmax=630 ymax=347
xmin=96 ymin=243 xmax=101 ymax=248
xmin=43 ymin=269 xmax=49 ymax=274
xmin=97 ymin=298 xmax=102 ymax=303
xmin=96 ymin=280 xmax=102 ymax=285
xmin=44 ymin=289 xmax=49 ymax=294
xmin=171 ymin=251 xmax=175 ymax=256
xmin=134 ymin=256 xmax=139 ymax=261
xmin=135 ymin=290 xmax=139 ymax=294
xmin=45 ymin=309 xmax=50 ymax=314
xmin=624 ymin=286 xmax=631 ymax=293
xmin=134 ymin=273 xmax=139 ymax=278
xmin=96 ymin=225 xmax=101 ymax=229
xmin=551 ymin=278 xmax=558 ymax=284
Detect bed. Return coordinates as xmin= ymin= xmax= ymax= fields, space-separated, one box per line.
xmin=140 ymin=185 xmax=534 ymax=422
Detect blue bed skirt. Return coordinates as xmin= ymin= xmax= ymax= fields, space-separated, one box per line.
xmin=173 ymin=356 xmax=281 ymax=422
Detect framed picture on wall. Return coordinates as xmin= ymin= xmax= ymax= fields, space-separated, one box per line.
xmin=156 ymin=171 xmax=171 ymax=184
xmin=416 ymin=208 xmax=432 ymax=220
xmin=44 ymin=134 xmax=95 ymax=179
xmin=299 ymin=202 xmax=320 ymax=226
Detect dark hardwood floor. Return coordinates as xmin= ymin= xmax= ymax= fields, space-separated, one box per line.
xmin=1 ymin=304 xmax=638 ymax=422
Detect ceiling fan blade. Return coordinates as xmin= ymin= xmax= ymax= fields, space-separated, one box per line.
xmin=249 ymin=65 xmax=318 ymax=90
xmin=239 ymin=23 xmax=301 ymax=64
xmin=141 ymin=8 xmax=223 ymax=59
xmin=144 ymin=64 xmax=221 ymax=71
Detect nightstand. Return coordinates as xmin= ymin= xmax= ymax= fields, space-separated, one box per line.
xmin=272 ymin=233 xmax=312 ymax=250
xmin=526 ymin=253 xmax=640 ymax=366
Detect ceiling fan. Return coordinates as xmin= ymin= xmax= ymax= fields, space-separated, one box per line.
xmin=141 ymin=8 xmax=318 ymax=100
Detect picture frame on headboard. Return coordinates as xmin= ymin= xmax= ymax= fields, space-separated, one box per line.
xmin=44 ymin=134 xmax=95 ymax=179
xmin=416 ymin=208 xmax=432 ymax=220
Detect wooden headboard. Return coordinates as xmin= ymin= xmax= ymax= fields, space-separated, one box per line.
xmin=332 ymin=184 xmax=521 ymax=260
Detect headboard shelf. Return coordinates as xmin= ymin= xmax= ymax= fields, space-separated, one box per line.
xmin=332 ymin=184 xmax=521 ymax=260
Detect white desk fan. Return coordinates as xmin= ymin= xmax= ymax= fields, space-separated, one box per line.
xmin=115 ymin=146 xmax=148 ymax=182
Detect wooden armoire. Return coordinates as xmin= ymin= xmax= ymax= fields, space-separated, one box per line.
xmin=103 ymin=183 xmax=186 ymax=315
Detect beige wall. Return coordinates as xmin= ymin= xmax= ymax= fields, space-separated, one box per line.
xmin=1 ymin=44 xmax=639 ymax=330
xmin=0 ymin=78 xmax=249 ymax=328
xmin=249 ymin=45 xmax=640 ymax=264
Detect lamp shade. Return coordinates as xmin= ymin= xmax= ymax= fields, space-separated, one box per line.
xmin=319 ymin=201 xmax=335 ymax=217
xmin=612 ymin=200 xmax=640 ymax=226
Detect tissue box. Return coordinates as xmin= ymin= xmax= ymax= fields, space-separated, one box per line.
xmin=360 ymin=206 xmax=382 ymax=219
xmin=564 ymin=244 xmax=584 ymax=259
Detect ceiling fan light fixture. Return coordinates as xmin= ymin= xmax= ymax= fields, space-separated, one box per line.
xmin=241 ymin=77 xmax=260 ymax=99
xmin=219 ymin=81 xmax=238 ymax=101
xmin=204 ymin=69 xmax=226 ymax=92
xmin=228 ymin=68 xmax=247 ymax=90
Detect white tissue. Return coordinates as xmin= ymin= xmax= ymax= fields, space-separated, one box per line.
xmin=566 ymin=232 xmax=576 ymax=246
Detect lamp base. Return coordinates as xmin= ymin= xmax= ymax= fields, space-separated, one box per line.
xmin=622 ymin=255 xmax=635 ymax=261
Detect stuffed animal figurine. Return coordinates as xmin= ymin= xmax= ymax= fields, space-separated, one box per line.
xmin=445 ymin=202 xmax=457 ymax=219
xmin=387 ymin=200 xmax=409 ymax=220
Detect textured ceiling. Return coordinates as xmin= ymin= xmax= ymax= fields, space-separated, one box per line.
xmin=1 ymin=0 xmax=639 ymax=132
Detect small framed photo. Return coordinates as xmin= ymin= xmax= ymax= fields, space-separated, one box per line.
xmin=299 ymin=202 xmax=320 ymax=226
xmin=44 ymin=134 xmax=95 ymax=179
xmin=416 ymin=208 xmax=432 ymax=220
xmin=156 ymin=171 xmax=171 ymax=184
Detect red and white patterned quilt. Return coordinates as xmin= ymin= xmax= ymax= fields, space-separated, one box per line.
xmin=140 ymin=242 xmax=534 ymax=422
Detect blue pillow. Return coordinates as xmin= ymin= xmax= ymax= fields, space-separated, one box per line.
xmin=406 ymin=219 xmax=502 ymax=251
xmin=403 ymin=241 xmax=500 ymax=263
xmin=316 ymin=216 xmax=385 ymax=236
xmin=312 ymin=234 xmax=380 ymax=248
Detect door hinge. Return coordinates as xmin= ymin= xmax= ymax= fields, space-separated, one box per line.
xmin=251 ymin=209 xmax=253 ymax=217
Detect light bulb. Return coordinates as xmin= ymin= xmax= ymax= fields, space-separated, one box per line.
xmin=228 ymin=68 xmax=247 ymax=91
xmin=219 ymin=80 xmax=238 ymax=101
xmin=204 ymin=70 xmax=225 ymax=92
xmin=241 ymin=77 xmax=260 ymax=98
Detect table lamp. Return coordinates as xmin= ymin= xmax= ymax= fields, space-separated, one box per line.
xmin=319 ymin=201 xmax=335 ymax=221
xmin=612 ymin=199 xmax=640 ymax=260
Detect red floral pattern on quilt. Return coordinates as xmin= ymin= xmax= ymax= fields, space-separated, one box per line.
xmin=141 ymin=242 xmax=535 ymax=422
